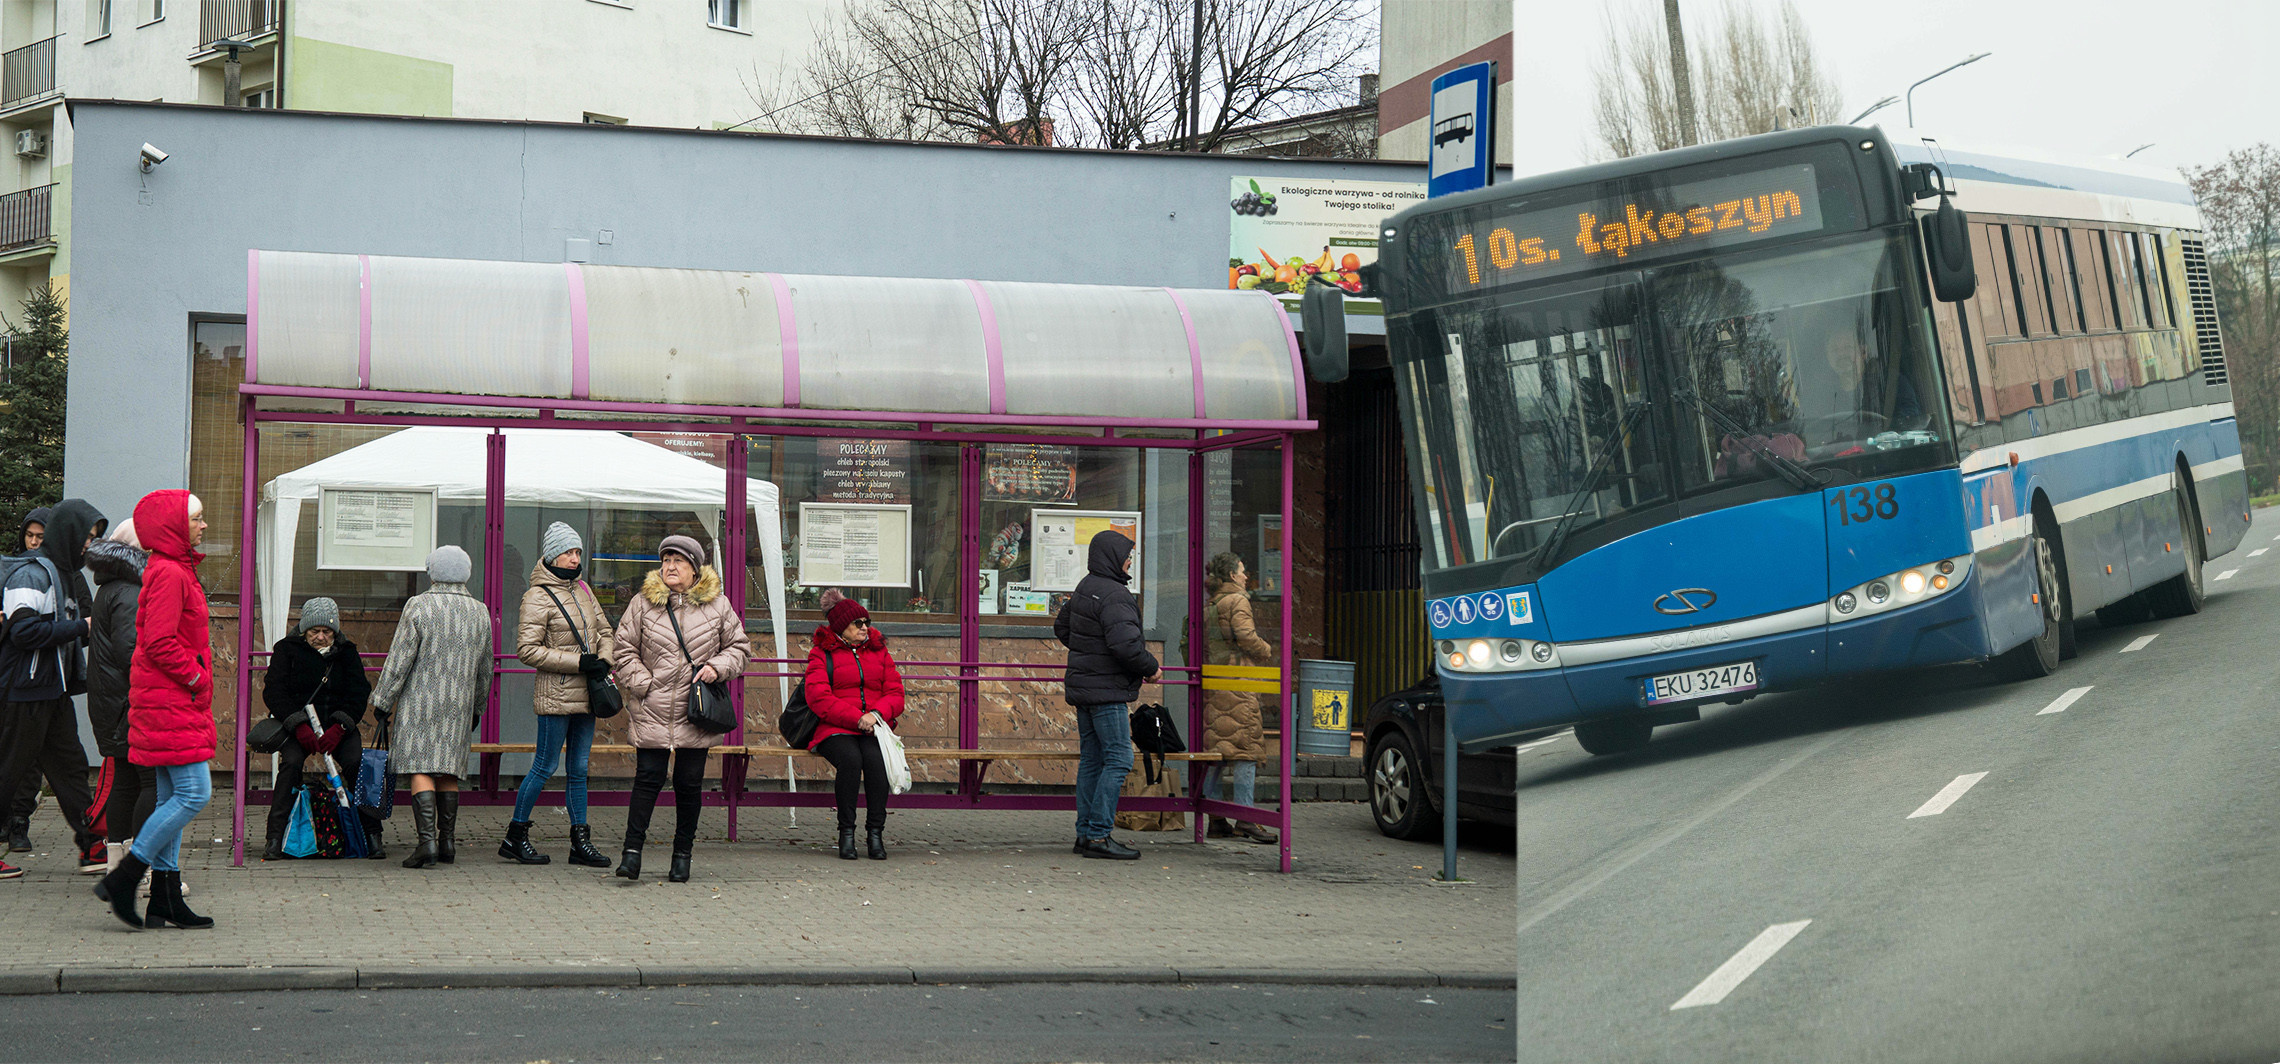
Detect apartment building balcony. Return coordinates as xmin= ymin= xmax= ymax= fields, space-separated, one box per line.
xmin=196 ymin=0 xmax=282 ymax=55
xmin=0 ymin=184 xmax=55 ymax=262
xmin=0 ymin=35 xmax=59 ymax=118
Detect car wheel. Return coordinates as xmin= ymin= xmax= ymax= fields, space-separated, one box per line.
xmin=1367 ymin=732 xmax=1441 ymax=841
xmin=1574 ymin=717 xmax=1653 ymax=756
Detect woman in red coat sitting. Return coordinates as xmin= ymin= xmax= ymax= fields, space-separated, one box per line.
xmin=803 ymin=592 xmax=905 ymax=861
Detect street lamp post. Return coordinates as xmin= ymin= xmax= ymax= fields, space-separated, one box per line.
xmin=2126 ymin=143 xmax=2156 ymax=159
xmin=1850 ymin=96 xmax=1899 ymax=125
xmin=1907 ymin=53 xmax=1991 ymax=128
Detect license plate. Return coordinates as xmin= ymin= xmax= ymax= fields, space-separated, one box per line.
xmin=1641 ymin=661 xmax=1759 ymax=705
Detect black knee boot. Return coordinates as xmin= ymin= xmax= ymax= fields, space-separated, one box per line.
xmin=497 ymin=820 xmax=550 ymax=864
xmin=401 ymin=792 xmax=438 ymax=869
xmin=435 ymin=791 xmax=459 ymax=864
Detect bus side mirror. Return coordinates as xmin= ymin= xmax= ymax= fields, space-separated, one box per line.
xmin=1923 ymin=196 xmax=1977 ymax=303
xmin=1300 ymin=282 xmax=1349 ymax=383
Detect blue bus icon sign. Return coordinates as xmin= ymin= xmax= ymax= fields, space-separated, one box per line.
xmin=1477 ymin=592 xmax=1503 ymax=621
xmin=1454 ymin=596 xmax=1476 ymax=624
xmin=1430 ymin=599 xmax=1453 ymax=629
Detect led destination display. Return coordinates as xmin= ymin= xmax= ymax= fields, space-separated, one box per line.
xmin=1426 ymin=162 xmax=1827 ymax=297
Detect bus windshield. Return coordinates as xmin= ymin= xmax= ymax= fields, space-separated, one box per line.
xmin=1399 ymin=231 xmax=1951 ymax=576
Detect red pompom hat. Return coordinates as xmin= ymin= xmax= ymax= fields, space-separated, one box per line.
xmin=825 ymin=596 xmax=870 ymax=632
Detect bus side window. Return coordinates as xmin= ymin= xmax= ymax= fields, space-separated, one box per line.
xmin=2111 ymin=230 xmax=2148 ymax=330
xmin=2037 ymin=227 xmax=2081 ymax=334
xmin=2007 ymin=224 xmax=2053 ymax=337
xmin=1973 ymin=222 xmax=2021 ymax=339
xmin=2148 ymin=233 xmax=2180 ymax=329
xmin=2070 ymin=228 xmax=2116 ymax=332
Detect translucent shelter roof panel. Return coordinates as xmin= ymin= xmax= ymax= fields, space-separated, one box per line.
xmin=247 ymin=251 xmax=1307 ymax=426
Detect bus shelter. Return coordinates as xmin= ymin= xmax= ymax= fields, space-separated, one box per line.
xmin=231 ymin=251 xmax=1315 ymax=871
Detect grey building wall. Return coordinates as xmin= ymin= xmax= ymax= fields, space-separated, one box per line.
xmin=65 ymin=100 xmax=1426 ymax=511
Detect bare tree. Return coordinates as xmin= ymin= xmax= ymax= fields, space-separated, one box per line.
xmin=741 ymin=0 xmax=1371 ymax=152
xmin=1592 ymin=0 xmax=1843 ymax=160
xmin=2187 ymin=145 xmax=2280 ymax=492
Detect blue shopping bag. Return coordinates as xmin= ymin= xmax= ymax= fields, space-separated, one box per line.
xmin=356 ymin=720 xmax=394 ymax=819
xmin=282 ymin=786 xmax=318 ymax=858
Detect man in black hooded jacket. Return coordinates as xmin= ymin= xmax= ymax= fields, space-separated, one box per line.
xmin=1054 ymin=531 xmax=1159 ymax=861
xmin=5 ymin=507 xmax=51 ymax=853
xmin=0 ymin=499 xmax=106 ymax=877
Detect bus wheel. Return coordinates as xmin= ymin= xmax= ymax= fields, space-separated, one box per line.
xmin=1367 ymin=733 xmax=1441 ymax=841
xmin=2000 ymin=525 xmax=2064 ymax=680
xmin=2147 ymin=471 xmax=2206 ymax=619
xmin=1574 ymin=717 xmax=1653 ymax=756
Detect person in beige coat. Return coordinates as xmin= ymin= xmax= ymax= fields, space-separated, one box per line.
xmin=1201 ymin=552 xmax=1278 ymax=844
xmin=610 ymin=535 xmax=747 ymax=883
xmin=500 ymin=523 xmax=615 ymax=868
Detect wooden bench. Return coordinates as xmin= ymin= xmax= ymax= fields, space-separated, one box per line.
xmin=468 ymin=743 xmax=1221 ymax=787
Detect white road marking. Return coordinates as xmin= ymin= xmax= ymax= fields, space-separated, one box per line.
xmin=2251 ymin=549 xmax=2268 ymax=557
xmin=1670 ymin=921 xmax=1813 ymax=1010
xmin=2122 ymin=634 xmax=2160 ymax=652
xmin=2037 ymin=686 xmax=2094 ymax=716
xmin=2217 ymin=569 xmax=2239 ymax=581
xmin=1908 ymin=772 xmax=1990 ymax=818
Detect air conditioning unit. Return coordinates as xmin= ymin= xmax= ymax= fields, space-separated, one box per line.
xmin=13 ymin=130 xmax=44 ymax=159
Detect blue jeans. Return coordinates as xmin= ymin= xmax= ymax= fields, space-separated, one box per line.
xmin=513 ymin=713 xmax=595 ymax=825
xmin=1201 ymin=759 xmax=1258 ymax=808
xmin=1074 ymin=703 xmax=1133 ymax=840
xmin=131 ymin=762 xmax=212 ymax=872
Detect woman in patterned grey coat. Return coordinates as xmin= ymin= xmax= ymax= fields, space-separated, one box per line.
xmin=369 ymin=546 xmax=494 ymax=870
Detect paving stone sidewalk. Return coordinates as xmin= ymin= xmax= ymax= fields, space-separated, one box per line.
xmin=0 ymin=799 xmax=1515 ymax=992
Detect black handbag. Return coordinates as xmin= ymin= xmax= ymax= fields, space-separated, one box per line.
xmin=666 ymin=600 xmax=738 ymax=735
xmin=1129 ymin=703 xmax=1185 ymax=785
xmin=777 ymin=651 xmax=832 ymax=749
xmin=540 ymin=584 xmax=623 ymax=720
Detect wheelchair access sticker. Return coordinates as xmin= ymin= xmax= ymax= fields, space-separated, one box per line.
xmin=1429 ymin=599 xmax=1454 ymax=629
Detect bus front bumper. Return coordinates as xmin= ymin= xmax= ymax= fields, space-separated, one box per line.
xmin=1439 ymin=572 xmax=1987 ymax=748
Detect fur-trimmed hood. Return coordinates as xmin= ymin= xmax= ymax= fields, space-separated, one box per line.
xmin=85 ymin=537 xmax=147 ymax=587
xmin=641 ymin=565 xmax=722 ymax=607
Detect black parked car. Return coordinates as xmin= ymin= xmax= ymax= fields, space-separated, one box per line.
xmin=1362 ymin=675 xmax=1540 ymax=839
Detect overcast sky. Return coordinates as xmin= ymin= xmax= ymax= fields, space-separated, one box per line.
xmin=1508 ymin=0 xmax=2270 ymax=179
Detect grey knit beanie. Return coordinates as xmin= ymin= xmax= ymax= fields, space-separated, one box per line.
xmin=298 ymin=597 xmax=340 ymax=635
xmin=541 ymin=522 xmax=583 ymax=567
xmin=427 ymin=545 xmax=473 ymax=584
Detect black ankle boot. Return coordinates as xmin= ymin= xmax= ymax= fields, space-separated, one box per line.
xmin=567 ymin=825 xmax=610 ymax=868
xmin=866 ymin=827 xmax=886 ymax=861
xmin=261 ymin=836 xmax=286 ymax=861
xmin=616 ymin=847 xmax=642 ymax=880
xmin=668 ymin=848 xmax=692 ymax=883
xmin=363 ymin=819 xmax=386 ymax=860
xmin=401 ymin=792 xmax=439 ymax=869
xmin=497 ymin=820 xmax=550 ymax=865
xmin=435 ymin=792 xmax=459 ymax=864
xmin=837 ymin=828 xmax=858 ymax=860
xmin=93 ymin=851 xmax=148 ymax=929
xmin=144 ymin=871 xmax=213 ymax=930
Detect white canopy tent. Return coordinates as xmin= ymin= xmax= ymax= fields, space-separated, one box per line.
xmin=257 ymin=426 xmax=790 ymax=709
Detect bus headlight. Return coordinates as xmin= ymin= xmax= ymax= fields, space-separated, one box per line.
xmin=1499 ymin=640 xmax=1524 ymax=664
xmin=1532 ymin=642 xmax=1555 ymax=662
xmin=1438 ymin=635 xmax=1560 ymax=673
xmin=1830 ymin=555 xmax=1973 ymax=622
xmin=1465 ymin=640 xmax=1493 ymax=668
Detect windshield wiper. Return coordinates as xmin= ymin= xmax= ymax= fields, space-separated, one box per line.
xmin=1670 ymin=383 xmax=1825 ymax=493
xmin=1531 ymin=400 xmax=1652 ymax=571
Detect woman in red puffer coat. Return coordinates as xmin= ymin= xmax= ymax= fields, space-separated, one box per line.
xmin=96 ymin=490 xmax=215 ymax=931
xmin=803 ymin=594 xmax=905 ymax=862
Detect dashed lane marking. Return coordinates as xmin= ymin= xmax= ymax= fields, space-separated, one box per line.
xmin=2251 ymin=549 xmax=2268 ymax=557
xmin=2038 ymin=686 xmax=2094 ymax=715
xmin=1908 ymin=772 xmax=1989 ymax=819
xmin=2217 ymin=570 xmax=2238 ymax=581
xmin=2121 ymin=634 xmax=2160 ymax=652
xmin=1670 ymin=921 xmax=1813 ymax=1010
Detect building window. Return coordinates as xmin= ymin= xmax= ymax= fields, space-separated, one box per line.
xmin=707 ymin=0 xmax=741 ymax=30
xmin=242 ymin=86 xmax=276 ymax=109
xmin=582 ymin=112 xmax=628 ymax=126
xmin=88 ymin=0 xmax=111 ymax=39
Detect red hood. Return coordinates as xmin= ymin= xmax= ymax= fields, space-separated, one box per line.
xmin=133 ymin=490 xmax=203 ymax=566
xmin=812 ymin=625 xmax=888 ymax=652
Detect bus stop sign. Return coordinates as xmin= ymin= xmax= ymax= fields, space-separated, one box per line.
xmin=1428 ymin=61 xmax=1496 ymax=198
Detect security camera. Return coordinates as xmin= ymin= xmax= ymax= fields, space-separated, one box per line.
xmin=139 ymin=143 xmax=168 ymax=171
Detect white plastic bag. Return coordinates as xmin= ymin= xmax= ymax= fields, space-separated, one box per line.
xmin=876 ymin=723 xmax=912 ymax=795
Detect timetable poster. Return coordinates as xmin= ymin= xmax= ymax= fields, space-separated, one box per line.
xmin=1031 ymin=510 xmax=1141 ymax=594
xmin=796 ymin=503 xmax=912 ymax=589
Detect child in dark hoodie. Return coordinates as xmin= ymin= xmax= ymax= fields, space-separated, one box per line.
xmin=0 ymin=499 xmax=107 ymax=879
xmin=4 ymin=505 xmax=51 ymax=854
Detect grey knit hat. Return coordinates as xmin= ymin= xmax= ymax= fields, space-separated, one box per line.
xmin=658 ymin=535 xmax=706 ymax=568
xmin=298 ymin=597 xmax=340 ymax=635
xmin=541 ymin=522 xmax=583 ymax=567
xmin=427 ymin=544 xmax=472 ymax=584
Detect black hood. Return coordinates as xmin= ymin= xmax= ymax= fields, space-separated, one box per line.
xmin=41 ymin=499 xmax=105 ymax=573
xmin=18 ymin=505 xmax=49 ymax=550
xmin=1087 ymin=531 xmax=1135 ymax=585
xmin=85 ymin=537 xmax=146 ymax=586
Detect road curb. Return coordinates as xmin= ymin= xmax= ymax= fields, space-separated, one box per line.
xmin=0 ymin=964 xmax=1513 ymax=994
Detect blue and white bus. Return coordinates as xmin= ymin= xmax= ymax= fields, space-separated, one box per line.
xmin=1357 ymin=125 xmax=2243 ymax=755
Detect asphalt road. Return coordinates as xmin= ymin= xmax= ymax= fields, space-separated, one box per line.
xmin=1490 ymin=513 xmax=2280 ymax=1063
xmin=0 ymin=983 xmax=1514 ymax=1063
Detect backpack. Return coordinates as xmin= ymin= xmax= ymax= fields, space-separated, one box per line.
xmin=777 ymin=650 xmax=834 ymax=749
xmin=1129 ymin=702 xmax=1186 ymax=785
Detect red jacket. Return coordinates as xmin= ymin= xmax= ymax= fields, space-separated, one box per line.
xmin=802 ymin=625 xmax=905 ymax=750
xmin=127 ymin=491 xmax=216 ymax=768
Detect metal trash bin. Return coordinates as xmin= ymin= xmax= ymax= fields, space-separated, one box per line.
xmin=1293 ymin=659 xmax=1357 ymax=757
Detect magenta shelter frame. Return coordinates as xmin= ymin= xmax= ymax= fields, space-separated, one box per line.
xmin=231 ymin=267 xmax=1315 ymax=872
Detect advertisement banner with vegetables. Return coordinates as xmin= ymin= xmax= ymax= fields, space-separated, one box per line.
xmin=1228 ymin=176 xmax=1424 ymax=315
